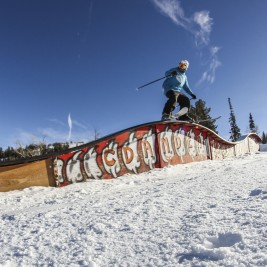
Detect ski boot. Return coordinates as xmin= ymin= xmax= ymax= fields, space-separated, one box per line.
xmin=161 ymin=113 xmax=171 ymax=121
xmin=178 ymin=114 xmax=195 ymax=123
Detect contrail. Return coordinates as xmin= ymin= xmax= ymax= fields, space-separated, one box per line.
xmin=68 ymin=113 xmax=72 ymax=141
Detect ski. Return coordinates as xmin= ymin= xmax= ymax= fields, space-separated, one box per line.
xmin=162 ymin=115 xmax=221 ymax=124
xmin=162 ymin=116 xmax=194 ymax=123
xmin=195 ymin=116 xmax=221 ymax=123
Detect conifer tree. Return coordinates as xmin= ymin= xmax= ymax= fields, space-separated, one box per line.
xmin=0 ymin=147 xmax=3 ymax=160
xmin=228 ymin=98 xmax=241 ymax=141
xmin=189 ymin=99 xmax=218 ymax=133
xmin=248 ymin=113 xmax=259 ymax=134
xmin=262 ymin=132 xmax=267 ymax=144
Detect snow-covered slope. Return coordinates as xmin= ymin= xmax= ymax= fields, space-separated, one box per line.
xmin=0 ymin=152 xmax=266 ymax=266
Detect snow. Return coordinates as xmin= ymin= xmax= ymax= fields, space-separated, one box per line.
xmin=0 ymin=152 xmax=266 ymax=267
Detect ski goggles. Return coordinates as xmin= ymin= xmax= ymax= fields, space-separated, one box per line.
xmin=178 ymin=62 xmax=188 ymax=71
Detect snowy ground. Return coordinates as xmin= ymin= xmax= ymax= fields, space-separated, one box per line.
xmin=0 ymin=152 xmax=266 ymax=267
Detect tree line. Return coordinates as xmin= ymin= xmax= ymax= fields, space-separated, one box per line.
xmin=0 ymin=129 xmax=101 ymax=163
xmin=0 ymin=99 xmax=265 ymax=162
xmin=189 ymin=97 xmax=265 ymax=142
xmin=0 ymin=142 xmax=69 ymax=163
xmin=227 ymin=98 xmax=265 ymax=142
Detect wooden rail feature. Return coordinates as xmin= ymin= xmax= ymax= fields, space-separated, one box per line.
xmin=0 ymin=121 xmax=262 ymax=192
xmin=0 ymin=159 xmax=55 ymax=192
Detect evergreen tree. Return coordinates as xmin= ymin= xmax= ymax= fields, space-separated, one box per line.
xmin=228 ymin=98 xmax=241 ymax=141
xmin=189 ymin=99 xmax=218 ymax=133
xmin=52 ymin=142 xmax=69 ymax=152
xmin=249 ymin=113 xmax=256 ymax=132
xmin=248 ymin=113 xmax=259 ymax=134
xmin=262 ymin=132 xmax=267 ymax=144
xmin=0 ymin=147 xmax=3 ymax=161
xmin=3 ymin=146 xmax=19 ymax=161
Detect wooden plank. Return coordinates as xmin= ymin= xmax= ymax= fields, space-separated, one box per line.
xmin=0 ymin=159 xmax=55 ymax=192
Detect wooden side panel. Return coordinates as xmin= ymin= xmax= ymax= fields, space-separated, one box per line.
xmin=0 ymin=159 xmax=55 ymax=192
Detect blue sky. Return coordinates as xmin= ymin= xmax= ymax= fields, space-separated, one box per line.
xmin=1 ymin=0 xmax=267 ymax=148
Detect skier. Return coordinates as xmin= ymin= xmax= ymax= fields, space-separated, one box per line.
xmin=161 ymin=60 xmax=197 ymax=121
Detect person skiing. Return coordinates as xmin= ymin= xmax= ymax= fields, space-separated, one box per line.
xmin=161 ymin=59 xmax=196 ymax=121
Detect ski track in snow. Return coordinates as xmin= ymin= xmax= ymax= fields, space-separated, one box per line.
xmin=0 ymin=153 xmax=266 ymax=267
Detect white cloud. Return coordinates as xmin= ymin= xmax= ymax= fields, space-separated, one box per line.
xmin=13 ymin=131 xmax=41 ymax=148
xmin=38 ymin=128 xmax=96 ymax=144
xmin=151 ymin=0 xmax=221 ymax=84
xmin=151 ymin=0 xmax=213 ymax=47
xmin=152 ymin=0 xmax=189 ymax=28
xmin=193 ymin=11 xmax=213 ymax=46
xmin=211 ymin=46 xmax=220 ymax=56
xmin=197 ymin=46 xmax=221 ymax=85
xmin=72 ymin=120 xmax=87 ymax=129
xmin=47 ymin=118 xmax=65 ymax=127
xmin=38 ymin=128 xmax=68 ymax=143
xmin=10 ymin=114 xmax=97 ymax=147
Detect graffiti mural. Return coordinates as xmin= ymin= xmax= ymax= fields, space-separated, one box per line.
xmin=156 ymin=123 xmax=210 ymax=167
xmin=52 ymin=121 xmax=261 ymax=187
xmin=54 ymin=125 xmax=159 ymax=186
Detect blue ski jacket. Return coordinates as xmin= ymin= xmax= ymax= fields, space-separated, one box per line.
xmin=162 ymin=67 xmax=194 ymax=97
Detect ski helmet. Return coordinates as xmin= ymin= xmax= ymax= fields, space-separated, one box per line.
xmin=178 ymin=60 xmax=189 ymax=71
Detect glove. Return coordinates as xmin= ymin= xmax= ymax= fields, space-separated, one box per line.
xmin=171 ymin=71 xmax=177 ymax=76
xmin=191 ymin=94 xmax=197 ymax=99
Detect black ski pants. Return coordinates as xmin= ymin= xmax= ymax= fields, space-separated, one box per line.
xmin=162 ymin=90 xmax=190 ymax=115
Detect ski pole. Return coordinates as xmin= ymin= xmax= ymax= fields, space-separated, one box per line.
xmin=136 ymin=74 xmax=171 ymax=91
